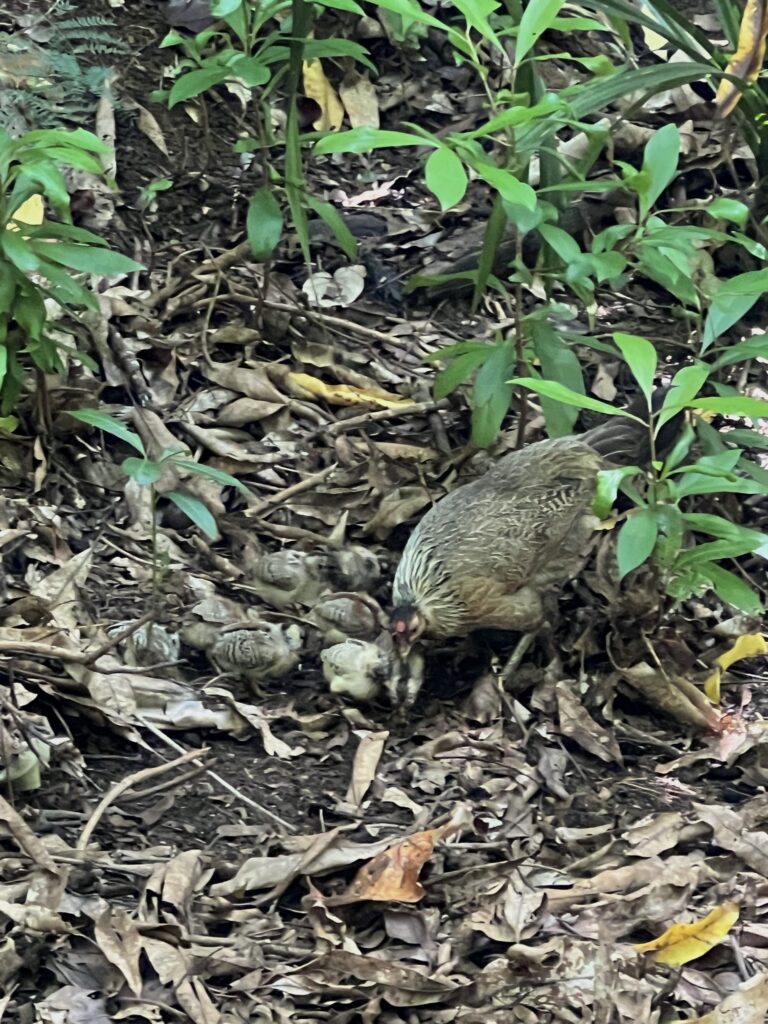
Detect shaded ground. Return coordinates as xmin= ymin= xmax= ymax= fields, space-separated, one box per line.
xmin=0 ymin=1 xmax=767 ymax=1022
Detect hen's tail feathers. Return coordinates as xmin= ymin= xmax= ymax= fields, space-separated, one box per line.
xmin=581 ymin=387 xmax=683 ymax=466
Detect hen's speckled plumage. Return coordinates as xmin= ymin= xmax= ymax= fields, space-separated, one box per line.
xmin=392 ymin=413 xmax=658 ymax=642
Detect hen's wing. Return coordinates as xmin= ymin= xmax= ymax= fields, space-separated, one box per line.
xmin=410 ymin=437 xmax=602 ymax=593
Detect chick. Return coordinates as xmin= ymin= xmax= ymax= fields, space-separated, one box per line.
xmin=321 ymin=639 xmax=392 ymax=701
xmin=310 ymin=592 xmax=386 ymax=645
xmin=208 ymin=622 xmax=303 ymax=689
xmin=248 ymin=550 xmax=326 ymax=609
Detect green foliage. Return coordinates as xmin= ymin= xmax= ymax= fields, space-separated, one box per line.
xmin=512 ymin=355 xmax=768 ymax=615
xmin=0 ymin=128 xmax=142 ymax=415
xmin=68 ymin=409 xmax=248 ymax=541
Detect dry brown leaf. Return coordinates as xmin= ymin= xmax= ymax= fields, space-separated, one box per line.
xmin=339 ymin=70 xmax=380 ymax=128
xmin=555 ymin=680 xmax=623 ymax=764
xmin=672 ymin=972 xmax=768 ymax=1024
xmin=715 ymin=0 xmax=768 ymax=117
xmin=620 ymin=662 xmax=722 ymax=730
xmin=341 ymin=824 xmax=457 ymax=904
xmin=346 ymin=730 xmax=388 ymax=806
xmin=634 ymin=901 xmax=739 ymax=966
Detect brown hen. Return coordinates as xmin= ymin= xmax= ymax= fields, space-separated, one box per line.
xmin=388 ymin=397 xmax=675 ymax=706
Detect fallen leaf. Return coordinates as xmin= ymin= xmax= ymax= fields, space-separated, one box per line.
xmin=287 ymin=371 xmax=415 ymax=410
xmin=704 ymin=632 xmax=768 ymax=702
xmin=340 ymin=824 xmax=457 ymax=904
xmin=634 ymin=902 xmax=739 ymax=966
xmin=303 ymin=58 xmax=344 ymax=131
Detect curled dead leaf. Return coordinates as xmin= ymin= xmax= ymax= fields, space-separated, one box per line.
xmin=634 ymin=902 xmax=739 ymax=966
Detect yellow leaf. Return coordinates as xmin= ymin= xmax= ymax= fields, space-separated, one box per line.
xmin=287 ymin=371 xmax=415 ymax=410
xmin=7 ymin=195 xmax=44 ymax=231
xmin=715 ymin=0 xmax=768 ymax=117
xmin=634 ymin=902 xmax=739 ymax=966
xmin=303 ymin=59 xmax=344 ymax=131
xmin=704 ymin=633 xmax=768 ymax=702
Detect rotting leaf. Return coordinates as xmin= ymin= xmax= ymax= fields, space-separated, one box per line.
xmin=619 ymin=663 xmax=722 ymax=731
xmin=634 ymin=901 xmax=739 ymax=966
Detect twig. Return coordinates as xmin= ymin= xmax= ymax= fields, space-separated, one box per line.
xmin=139 ymin=721 xmax=295 ymax=831
xmin=77 ymin=747 xmax=209 ymax=851
xmin=304 ymin=399 xmax=441 ymax=441
xmin=244 ymin=463 xmax=338 ymax=519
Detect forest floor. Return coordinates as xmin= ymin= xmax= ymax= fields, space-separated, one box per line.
xmin=0 ymin=1 xmax=767 ymax=1022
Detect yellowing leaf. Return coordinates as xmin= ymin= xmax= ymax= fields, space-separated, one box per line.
xmin=287 ymin=371 xmax=415 ymax=410
xmin=634 ymin=902 xmax=739 ymax=966
xmin=715 ymin=0 xmax=768 ymax=117
xmin=303 ymin=59 xmax=344 ymax=131
xmin=7 ymin=195 xmax=44 ymax=231
xmin=704 ymin=633 xmax=768 ymax=702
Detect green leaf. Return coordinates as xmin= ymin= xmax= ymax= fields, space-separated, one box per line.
xmin=171 ymin=458 xmax=250 ymax=494
xmin=1 ymin=231 xmax=40 ymax=273
xmin=657 ymin=363 xmax=709 ymax=428
xmin=530 ymin=323 xmax=584 ymax=436
xmin=617 ymin=507 xmax=658 ymax=579
xmin=694 ymin=396 xmax=768 ymax=418
xmin=516 ymin=0 xmax=565 ymax=61
xmin=229 ymin=56 xmax=271 ymax=86
xmin=472 ymin=344 xmax=514 ymax=446
xmin=593 ymin=466 xmax=641 ymax=519
xmin=303 ymin=40 xmax=376 ymax=73
xmin=31 ymin=242 xmax=143 ymax=275
xmin=315 ymin=127 xmax=429 ymax=155
xmin=304 ymin=195 xmax=357 ymax=260
xmin=122 ymin=457 xmax=163 ymax=486
xmin=701 ymin=291 xmax=761 ymax=351
xmin=17 ymin=164 xmax=70 ymax=213
xmin=425 ymin=147 xmax=468 ymax=210
xmin=68 ymin=409 xmax=145 ymax=454
xmin=706 ymin=197 xmax=749 ymax=226
xmin=312 ymin=0 xmax=365 ymax=13
xmin=703 ymin=563 xmax=763 ymax=616
xmin=433 ymin=348 xmax=491 ymax=400
xmin=166 ymin=491 xmax=219 ymax=539
xmin=246 ymin=187 xmax=284 ymax=260
xmin=509 ymin=377 xmax=644 ymax=419
xmin=473 ymin=164 xmax=537 ymax=210
xmin=211 ymin=0 xmax=242 ymax=14
xmin=639 ymin=122 xmax=679 ymax=220
xmin=22 ymin=128 xmax=111 ymax=153
xmin=169 ymin=67 xmax=230 ymax=107
xmin=614 ymin=333 xmax=656 ymax=403
xmin=537 ymin=223 xmax=582 ymax=263
xmin=682 ymin=512 xmax=768 ymax=555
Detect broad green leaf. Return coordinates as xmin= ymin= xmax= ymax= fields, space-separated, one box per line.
xmin=433 ymin=349 xmax=491 ymax=400
xmin=593 ymin=466 xmax=641 ymax=519
xmin=472 ymin=344 xmax=515 ymax=446
xmin=122 ymin=457 xmax=163 ymax=486
xmin=425 ymin=147 xmax=468 ymax=210
xmin=702 ymin=291 xmax=761 ymax=351
xmin=315 ymin=127 xmax=428 ymax=155
xmin=167 ymin=491 xmax=218 ymax=539
xmin=706 ymin=197 xmax=749 ymax=226
xmin=304 ymin=195 xmax=357 ymax=260
xmin=211 ymin=0 xmax=243 ymax=14
xmin=517 ymin=0 xmax=565 ymax=61
xmin=32 ymin=241 xmax=143 ymax=275
xmin=614 ymin=333 xmax=656 ymax=403
xmin=17 ymin=164 xmax=69 ymax=213
xmin=246 ymin=187 xmax=283 ymax=260
xmin=509 ymin=377 xmax=644 ymax=419
xmin=683 ymin=512 xmax=768 ymax=554
xmin=694 ymin=396 xmax=768 ymax=418
xmin=68 ymin=409 xmax=145 ymax=454
xmin=0 ymin=415 xmax=18 ymax=432
xmin=704 ymin=563 xmax=763 ymax=615
xmin=229 ymin=56 xmax=271 ymax=86
xmin=372 ymin=0 xmax=448 ymax=32
xmin=711 ymin=335 xmax=768 ymax=370
xmin=1 ymin=231 xmax=40 ymax=273
xmin=530 ymin=323 xmax=584 ymax=436
xmin=169 ymin=67 xmax=230 ymax=107
xmin=640 ymin=122 xmax=679 ymax=220
xmin=473 ymin=165 xmax=537 ymax=209
xmin=657 ymin=363 xmax=708 ymax=427
xmin=313 ymin=0 xmax=365 ymax=13
xmin=22 ymin=128 xmax=111 ymax=153
xmin=303 ymin=40 xmax=376 ymax=72
xmin=537 ymin=222 xmax=582 ymax=262
xmin=616 ymin=507 xmax=658 ymax=579
xmin=171 ymin=458 xmax=250 ymax=494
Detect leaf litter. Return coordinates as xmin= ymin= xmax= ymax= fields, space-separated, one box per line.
xmin=0 ymin=1 xmax=766 ymax=1022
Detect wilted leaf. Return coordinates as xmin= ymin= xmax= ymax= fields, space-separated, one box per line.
xmin=287 ymin=371 xmax=415 ymax=409
xmin=634 ymin=902 xmax=739 ymax=966
xmin=704 ymin=633 xmax=768 ymax=702
xmin=303 ymin=58 xmax=344 ymax=131
xmin=340 ymin=825 xmax=457 ymax=904
xmin=715 ymin=0 xmax=768 ymax=117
